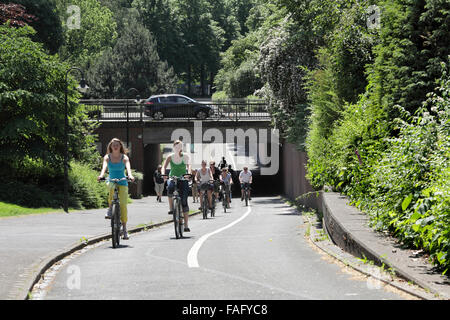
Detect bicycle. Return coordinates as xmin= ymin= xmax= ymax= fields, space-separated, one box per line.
xmin=220 ymin=182 xmax=231 ymax=213
xmin=199 ymin=180 xmax=215 ymax=219
xmin=99 ymin=177 xmax=131 ymax=248
xmin=242 ymin=182 xmax=251 ymax=207
xmin=211 ymin=181 xmax=218 ymax=218
xmin=162 ymin=174 xmax=192 ymax=239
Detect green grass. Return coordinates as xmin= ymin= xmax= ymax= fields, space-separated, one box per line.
xmin=0 ymin=201 xmax=65 ymax=218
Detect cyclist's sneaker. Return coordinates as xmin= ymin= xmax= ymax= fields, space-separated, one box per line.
xmin=105 ymin=207 xmax=112 ymax=219
xmin=122 ymin=231 xmax=129 ymax=240
xmin=184 ymin=227 xmax=190 ymax=232
xmin=168 ymin=210 xmax=174 ymax=215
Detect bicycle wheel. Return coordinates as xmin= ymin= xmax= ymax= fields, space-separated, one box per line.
xmin=245 ymin=190 xmax=248 ymax=207
xmin=211 ymin=194 xmax=215 ymax=217
xmin=222 ymin=192 xmax=227 ymax=213
xmin=173 ymin=198 xmax=181 ymax=239
xmin=178 ymin=201 xmax=184 ymax=238
xmin=202 ymin=193 xmax=208 ymax=219
xmin=111 ymin=202 xmax=120 ymax=248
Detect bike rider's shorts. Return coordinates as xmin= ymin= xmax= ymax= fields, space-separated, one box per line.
xmin=167 ymin=178 xmax=189 ymax=213
xmin=241 ymin=182 xmax=251 ymax=190
xmin=221 ymin=182 xmax=231 ymax=194
xmin=213 ymin=180 xmax=220 ymax=193
xmin=199 ymin=182 xmax=213 ymax=191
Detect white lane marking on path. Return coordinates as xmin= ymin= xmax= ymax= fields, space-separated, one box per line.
xmin=187 ymin=206 xmax=252 ymax=268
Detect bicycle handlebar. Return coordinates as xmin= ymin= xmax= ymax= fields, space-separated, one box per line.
xmin=98 ymin=177 xmax=133 ymax=183
xmin=160 ymin=174 xmax=192 ymax=180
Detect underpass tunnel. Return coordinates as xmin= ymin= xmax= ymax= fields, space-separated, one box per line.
xmin=143 ymin=141 xmax=282 ymax=198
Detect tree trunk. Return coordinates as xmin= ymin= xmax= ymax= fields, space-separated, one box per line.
xmin=200 ymin=64 xmax=205 ymax=97
xmin=187 ymin=64 xmax=191 ymax=96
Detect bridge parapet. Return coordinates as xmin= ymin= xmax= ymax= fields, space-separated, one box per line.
xmin=80 ymin=99 xmax=271 ymax=122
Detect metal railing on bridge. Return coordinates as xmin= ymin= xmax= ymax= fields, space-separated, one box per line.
xmin=80 ymin=99 xmax=271 ymax=122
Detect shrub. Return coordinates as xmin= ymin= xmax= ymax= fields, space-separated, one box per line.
xmin=69 ymin=161 xmax=108 ymax=209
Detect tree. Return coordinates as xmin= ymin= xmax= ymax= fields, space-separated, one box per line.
xmin=57 ymin=0 xmax=118 ymax=70
xmin=132 ymin=0 xmax=185 ymax=74
xmin=0 ymin=3 xmax=35 ymax=27
xmin=0 ymin=24 xmax=91 ymax=174
xmin=0 ymin=0 xmax=64 ymax=53
xmin=87 ymin=11 xmax=177 ymax=98
xmin=368 ymin=0 xmax=450 ymax=118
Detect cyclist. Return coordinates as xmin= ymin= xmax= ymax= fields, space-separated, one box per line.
xmin=219 ymin=156 xmax=227 ymax=170
xmin=191 ymin=169 xmax=199 ymax=203
xmin=162 ymin=140 xmax=192 ymax=232
xmin=98 ymin=138 xmax=135 ymax=240
xmin=196 ymin=160 xmax=214 ymax=212
xmin=239 ymin=166 xmax=252 ymax=201
xmin=219 ymin=167 xmax=233 ymax=208
xmin=209 ymin=161 xmax=221 ymax=201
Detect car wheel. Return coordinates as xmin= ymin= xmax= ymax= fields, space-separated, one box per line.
xmin=196 ymin=110 xmax=208 ymax=120
xmin=153 ymin=111 xmax=164 ymax=120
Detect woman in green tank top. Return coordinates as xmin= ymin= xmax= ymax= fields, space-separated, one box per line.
xmin=163 ymin=140 xmax=192 ymax=232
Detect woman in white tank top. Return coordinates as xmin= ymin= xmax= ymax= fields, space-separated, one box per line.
xmin=196 ymin=160 xmax=214 ymax=210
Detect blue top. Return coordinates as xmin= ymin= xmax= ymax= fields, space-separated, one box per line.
xmin=108 ymin=154 xmax=127 ymax=186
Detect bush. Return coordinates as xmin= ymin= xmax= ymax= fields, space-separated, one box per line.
xmin=69 ymin=161 xmax=109 ymax=209
xmin=0 ymin=180 xmax=63 ymax=208
xmin=307 ymin=64 xmax=450 ymax=273
xmin=0 ymin=161 xmax=109 ymax=210
xmin=212 ymin=90 xmax=229 ymax=101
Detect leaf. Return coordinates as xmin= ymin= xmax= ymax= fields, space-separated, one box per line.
xmin=402 ymin=194 xmax=413 ymax=211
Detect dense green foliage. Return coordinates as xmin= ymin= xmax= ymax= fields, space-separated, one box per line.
xmin=87 ymin=11 xmax=177 ymax=98
xmin=277 ymin=0 xmax=450 ymax=272
xmin=0 ymin=0 xmax=64 ymax=53
xmin=0 ymin=23 xmax=105 ymax=209
xmin=58 ymin=0 xmax=118 ymax=71
xmin=213 ymin=0 xmax=450 ymax=272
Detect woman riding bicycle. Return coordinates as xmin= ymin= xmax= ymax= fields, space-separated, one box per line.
xmin=209 ymin=161 xmax=221 ymax=202
xmin=162 ymin=140 xmax=192 ymax=232
xmin=196 ymin=160 xmax=214 ymax=212
xmin=98 ymin=138 xmax=135 ymax=240
xmin=219 ymin=167 xmax=233 ymax=208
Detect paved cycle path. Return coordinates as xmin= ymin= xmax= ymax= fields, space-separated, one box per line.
xmin=42 ymin=198 xmax=405 ymax=300
xmin=0 ymin=196 xmax=194 ymax=300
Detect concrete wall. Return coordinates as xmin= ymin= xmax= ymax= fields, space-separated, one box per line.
xmin=281 ymin=141 xmax=318 ymax=208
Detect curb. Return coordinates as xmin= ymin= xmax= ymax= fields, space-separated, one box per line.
xmin=320 ymin=193 xmax=449 ymax=300
xmin=302 ymin=213 xmax=436 ymax=300
xmin=23 ymin=210 xmax=200 ymax=300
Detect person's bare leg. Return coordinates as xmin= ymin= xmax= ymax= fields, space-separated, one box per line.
xmin=184 ymin=212 xmax=189 ymax=228
xmin=199 ymin=191 xmax=203 ymax=208
xmin=208 ymin=190 xmax=213 ymax=208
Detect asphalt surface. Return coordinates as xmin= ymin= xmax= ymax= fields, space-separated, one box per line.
xmin=0 ymin=196 xmax=195 ymax=300
xmin=42 ymin=197 xmax=404 ymax=300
